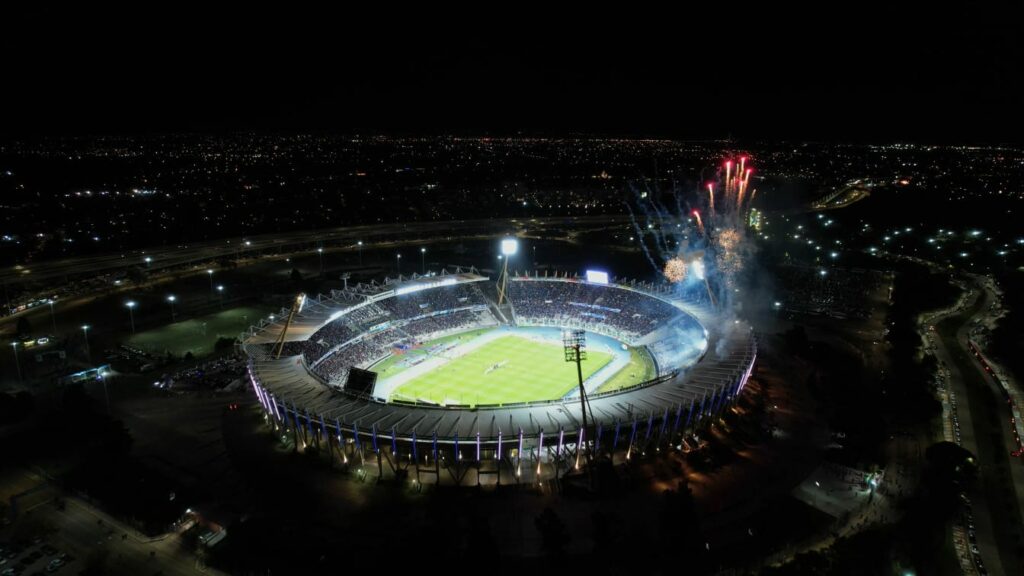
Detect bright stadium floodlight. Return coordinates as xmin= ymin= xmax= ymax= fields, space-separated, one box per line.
xmin=692 ymin=260 xmax=706 ymax=279
xmin=501 ymin=238 xmax=518 ymax=256
xmin=496 ymin=238 xmax=517 ymax=305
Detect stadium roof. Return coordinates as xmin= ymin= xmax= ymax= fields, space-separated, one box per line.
xmin=247 ymin=313 xmax=755 ymax=442
xmin=244 ymin=270 xmax=488 ymax=346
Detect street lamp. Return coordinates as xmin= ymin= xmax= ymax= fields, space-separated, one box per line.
xmin=10 ymin=342 xmax=22 ymax=383
xmin=216 ymin=285 xmax=224 ymax=309
xmin=144 ymin=256 xmax=152 ymax=267
xmin=420 ymin=247 xmax=426 ymax=275
xmin=167 ymin=295 xmax=177 ymax=322
xmin=125 ymin=301 xmax=136 ymax=334
xmin=47 ymin=299 xmax=57 ymax=333
xmin=357 ymin=241 xmax=363 ymax=266
xmin=81 ymin=325 xmax=91 ymax=363
xmin=396 ymin=253 xmax=402 ymax=276
xmin=207 ymin=269 xmax=214 ymax=295
xmin=317 ymin=247 xmax=324 ymax=275
xmin=99 ymin=370 xmax=110 ymax=414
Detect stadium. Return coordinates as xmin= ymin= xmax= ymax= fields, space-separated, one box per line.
xmin=242 ymin=244 xmax=756 ymax=485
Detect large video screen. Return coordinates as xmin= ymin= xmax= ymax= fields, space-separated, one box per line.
xmin=585 ymin=270 xmax=609 ymax=284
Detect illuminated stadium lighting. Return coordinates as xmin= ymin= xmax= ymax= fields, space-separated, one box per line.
xmin=692 ymin=260 xmax=706 ymax=279
xmin=500 ymin=238 xmax=518 ymax=256
xmin=245 ymin=263 xmax=755 ymax=483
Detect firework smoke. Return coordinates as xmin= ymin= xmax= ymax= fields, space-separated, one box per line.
xmin=624 ymin=156 xmax=761 ymax=312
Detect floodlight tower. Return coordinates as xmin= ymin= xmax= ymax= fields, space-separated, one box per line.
xmin=273 ymin=293 xmax=307 ymax=359
xmin=692 ymin=258 xmax=717 ymax=309
xmin=563 ymin=329 xmax=591 ymax=467
xmin=496 ymin=238 xmax=517 ymax=305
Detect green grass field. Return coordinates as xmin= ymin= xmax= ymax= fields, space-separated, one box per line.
xmin=371 ymin=328 xmax=492 ymax=379
xmin=594 ymin=346 xmax=657 ymax=394
xmin=388 ymin=335 xmax=613 ymax=406
xmin=126 ymin=306 xmax=270 ymax=358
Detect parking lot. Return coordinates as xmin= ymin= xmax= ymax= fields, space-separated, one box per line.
xmin=0 ymin=538 xmax=75 ymax=576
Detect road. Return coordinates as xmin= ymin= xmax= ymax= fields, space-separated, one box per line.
xmin=4 ymin=469 xmax=223 ymax=576
xmin=0 ymin=215 xmax=630 ymax=285
xmin=926 ymin=276 xmax=1024 ymax=576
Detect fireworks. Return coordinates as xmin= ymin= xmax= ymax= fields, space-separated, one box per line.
xmin=715 ymin=227 xmax=743 ymax=286
xmin=722 ymin=158 xmax=756 ymax=216
xmin=624 ymin=155 xmax=762 ymax=311
xmin=663 ymin=257 xmax=687 ymax=283
xmin=692 ymin=210 xmax=705 ymax=237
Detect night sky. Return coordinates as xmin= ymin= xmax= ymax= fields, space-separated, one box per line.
xmin=2 ymin=5 xmax=1021 ymax=142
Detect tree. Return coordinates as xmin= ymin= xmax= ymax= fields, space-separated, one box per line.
xmin=127 ymin=267 xmax=147 ymax=284
xmin=290 ymin=268 xmax=303 ymax=283
xmin=535 ymin=507 xmax=570 ymax=557
xmin=214 ymin=336 xmax=236 ymax=352
xmin=783 ymin=325 xmax=809 ymax=356
xmin=16 ymin=315 xmax=31 ymax=338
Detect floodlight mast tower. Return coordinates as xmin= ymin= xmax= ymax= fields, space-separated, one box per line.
xmin=273 ymin=293 xmax=307 ymax=359
xmin=563 ymin=329 xmax=592 ymax=471
xmin=496 ymin=238 xmax=518 ymax=305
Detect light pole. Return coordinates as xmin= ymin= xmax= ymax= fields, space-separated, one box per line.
xmin=47 ymin=299 xmax=57 ymax=334
xmin=396 ymin=253 xmax=402 ymax=276
xmin=420 ymin=247 xmax=426 ymax=275
xmin=358 ymin=241 xmax=363 ymax=266
xmin=317 ymin=248 xmax=324 ymax=276
xmin=125 ymin=301 xmax=136 ymax=334
xmin=497 ymin=238 xmax=518 ymax=305
xmin=81 ymin=325 xmax=91 ymax=363
xmin=144 ymin=256 xmax=152 ymax=268
xmin=563 ymin=329 xmax=592 ymax=477
xmin=99 ymin=370 xmax=110 ymax=414
xmin=207 ymin=269 xmax=214 ymax=296
xmin=216 ymin=285 xmax=224 ymax=309
xmin=10 ymin=342 xmax=22 ymax=384
xmin=167 ymin=295 xmax=177 ymax=322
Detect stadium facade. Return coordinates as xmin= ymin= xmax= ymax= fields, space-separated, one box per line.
xmin=242 ymin=267 xmax=756 ymax=484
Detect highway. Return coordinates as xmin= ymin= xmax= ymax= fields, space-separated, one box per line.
xmin=0 ymin=215 xmax=630 ymax=285
xmin=924 ymin=274 xmax=1024 ymax=576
